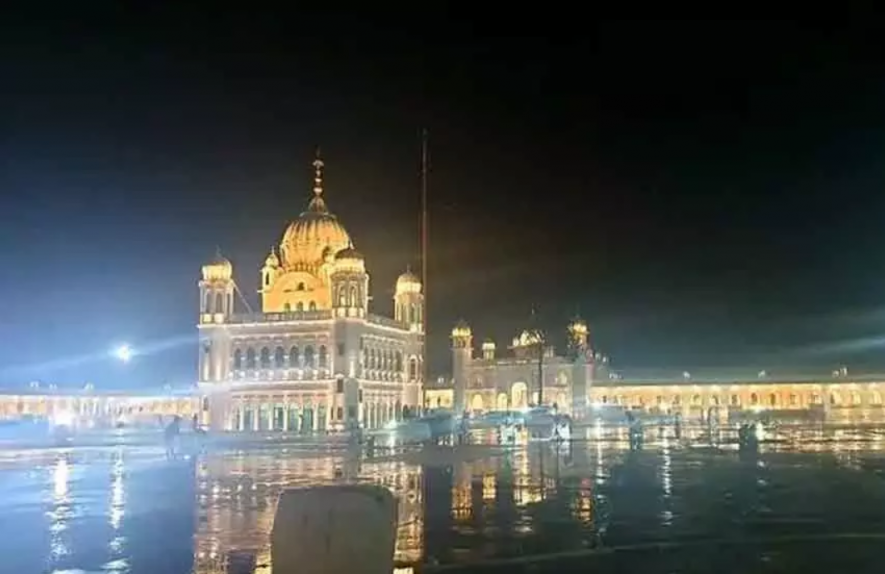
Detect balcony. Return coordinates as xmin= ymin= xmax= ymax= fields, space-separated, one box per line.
xmin=227 ymin=310 xmax=333 ymax=324
xmin=367 ymin=314 xmax=408 ymax=330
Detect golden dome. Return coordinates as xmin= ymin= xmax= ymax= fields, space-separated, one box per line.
xmin=396 ymin=270 xmax=421 ymax=294
xmin=280 ymin=153 xmax=352 ymax=268
xmin=202 ymin=250 xmax=233 ymax=281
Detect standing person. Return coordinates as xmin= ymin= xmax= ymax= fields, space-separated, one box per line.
xmin=164 ymin=416 xmax=182 ymax=459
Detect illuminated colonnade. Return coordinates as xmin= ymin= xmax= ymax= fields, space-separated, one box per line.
xmin=220 ymin=389 xmax=406 ymax=432
xmin=0 ymin=392 xmax=197 ymax=424
xmin=426 ymin=379 xmax=885 ymax=419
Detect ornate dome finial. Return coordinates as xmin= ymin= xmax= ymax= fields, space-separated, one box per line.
xmin=312 ymin=146 xmax=324 ymax=197
xmin=307 ymin=147 xmax=328 ymax=214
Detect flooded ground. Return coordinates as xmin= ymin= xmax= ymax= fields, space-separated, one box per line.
xmin=5 ymin=423 xmax=885 ymax=573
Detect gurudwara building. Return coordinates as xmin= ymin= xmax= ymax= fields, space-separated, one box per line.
xmin=424 ymin=318 xmax=608 ymax=419
xmin=197 ymin=155 xmax=424 ymax=432
xmin=425 ymin=320 xmax=885 ymax=422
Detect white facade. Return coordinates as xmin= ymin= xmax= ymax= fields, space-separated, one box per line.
xmin=197 ymin=154 xmax=423 ymax=432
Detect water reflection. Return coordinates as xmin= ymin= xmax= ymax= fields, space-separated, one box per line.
xmin=192 ymin=442 xmax=607 ymax=572
xmin=5 ymin=422 xmax=885 ymax=573
xmin=49 ymin=456 xmax=71 ymax=562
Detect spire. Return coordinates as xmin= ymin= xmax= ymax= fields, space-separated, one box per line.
xmin=312 ymin=146 xmax=324 ymax=197
xmin=306 ymin=147 xmax=329 ymax=214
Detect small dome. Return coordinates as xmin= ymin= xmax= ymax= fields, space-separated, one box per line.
xmin=396 ymin=270 xmax=422 ymax=294
xmin=451 ymin=320 xmax=472 ymax=339
xmin=335 ymin=244 xmax=363 ymax=261
xmin=513 ymin=330 xmax=542 ymax=348
xmin=568 ymin=318 xmax=588 ymax=335
xmin=264 ymin=248 xmax=280 ymax=268
xmin=202 ymin=251 xmax=233 ymax=281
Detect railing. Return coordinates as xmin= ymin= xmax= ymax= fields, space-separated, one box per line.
xmin=227 ymin=310 xmax=333 ymax=324
xmin=367 ymin=314 xmax=408 ymax=329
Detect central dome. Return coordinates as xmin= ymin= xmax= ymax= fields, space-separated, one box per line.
xmin=279 ymin=155 xmax=352 ymax=268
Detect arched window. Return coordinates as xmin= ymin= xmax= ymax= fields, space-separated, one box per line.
xmin=304 ymin=346 xmax=315 ymax=368
xmin=309 ymin=301 xmax=317 ymax=311
xmin=409 ymin=357 xmax=418 ymax=380
xmin=246 ymin=348 xmax=257 ymax=369
xmin=297 ymin=282 xmax=306 ymax=291
xmin=750 ymin=393 xmax=758 ymax=405
xmin=350 ymin=285 xmax=358 ymax=306
xmin=233 ymin=349 xmax=243 ymax=370
xmin=284 ymin=302 xmax=291 ymax=312
xmin=260 ymin=347 xmax=271 ymax=369
xmin=205 ymin=292 xmax=212 ymax=313
xmin=215 ymin=292 xmax=224 ymax=314
xmin=289 ymin=346 xmax=300 ymax=368
xmin=769 ymin=393 xmax=777 ymax=406
xmin=338 ymin=288 xmax=346 ymax=306
xmin=274 ymin=347 xmax=285 ymax=368
xmin=296 ymin=302 xmax=304 ymax=312
xmin=318 ymin=345 xmax=328 ymax=368
xmin=395 ymin=352 xmax=403 ymax=372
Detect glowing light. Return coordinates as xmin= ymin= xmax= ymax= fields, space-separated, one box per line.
xmin=52 ymin=410 xmax=74 ymax=427
xmin=110 ymin=456 xmax=125 ymax=530
xmin=53 ymin=458 xmax=69 ymax=500
xmin=114 ymin=344 xmax=133 ymax=363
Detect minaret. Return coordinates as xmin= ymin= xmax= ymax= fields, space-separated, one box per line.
xmin=451 ymin=321 xmax=472 ymax=415
xmin=330 ymin=242 xmax=369 ymax=319
xmin=260 ymin=246 xmax=279 ymax=298
xmin=198 ymin=249 xmax=235 ymax=383
xmin=394 ymin=268 xmax=423 ymax=332
xmin=199 ymin=248 xmax=235 ymax=320
xmin=567 ymin=317 xmax=591 ymax=420
xmin=329 ymin=242 xmax=368 ymax=429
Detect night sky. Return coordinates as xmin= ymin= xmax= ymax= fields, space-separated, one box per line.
xmin=3 ymin=12 xmax=885 ymax=387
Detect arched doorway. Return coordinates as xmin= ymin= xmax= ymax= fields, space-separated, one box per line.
xmin=301 ymin=407 xmax=314 ymax=434
xmin=496 ymin=393 xmax=509 ymax=411
xmin=471 ymin=393 xmax=484 ymax=412
xmin=511 ymin=382 xmax=528 ymax=410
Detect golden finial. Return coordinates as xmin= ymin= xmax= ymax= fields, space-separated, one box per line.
xmin=312 ymin=146 xmax=324 ymax=197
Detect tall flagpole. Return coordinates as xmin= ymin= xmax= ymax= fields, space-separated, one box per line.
xmin=421 ymin=129 xmax=429 ymax=409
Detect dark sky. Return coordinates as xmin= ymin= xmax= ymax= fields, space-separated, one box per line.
xmin=3 ymin=12 xmax=885 ymax=387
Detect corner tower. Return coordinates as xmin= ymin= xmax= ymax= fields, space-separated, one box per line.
xmin=451 ymin=320 xmax=473 ymax=414
xmin=567 ymin=317 xmax=591 ymax=419
xmin=394 ymin=270 xmax=423 ymax=332
xmin=330 ymin=244 xmax=369 ymax=318
xmin=198 ymin=250 xmax=235 ymax=383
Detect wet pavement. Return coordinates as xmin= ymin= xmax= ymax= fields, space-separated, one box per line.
xmin=5 ymin=424 xmax=885 ymax=573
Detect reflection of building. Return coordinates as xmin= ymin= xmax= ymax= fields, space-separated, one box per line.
xmin=197 ymin=153 xmax=424 ymax=432
xmin=191 ymin=452 xmax=423 ymax=573
xmin=425 ymin=318 xmax=603 ymax=416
